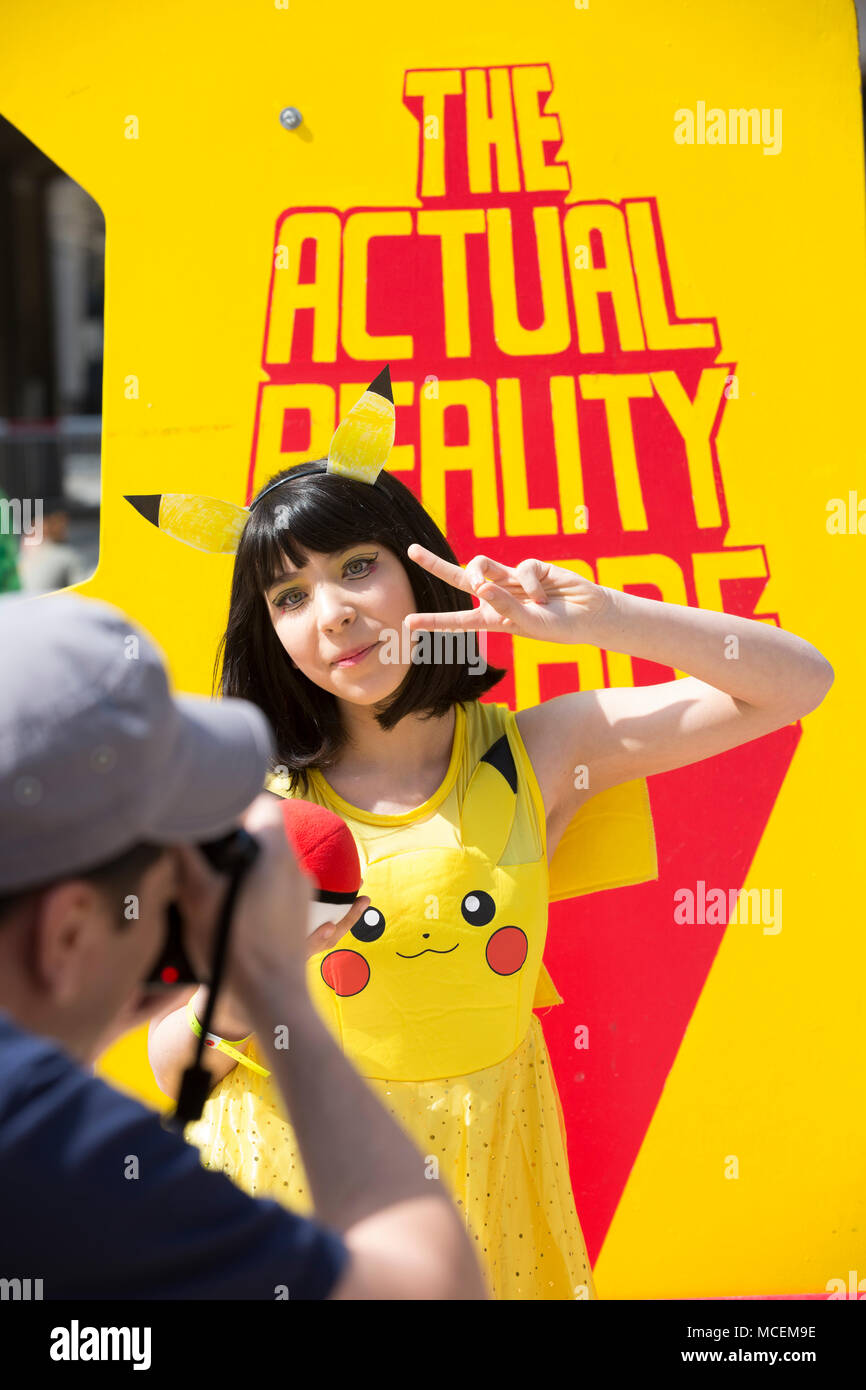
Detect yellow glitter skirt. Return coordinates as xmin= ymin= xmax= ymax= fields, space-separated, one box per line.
xmin=184 ymin=1013 xmax=596 ymax=1301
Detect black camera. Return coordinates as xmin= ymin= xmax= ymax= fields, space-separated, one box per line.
xmin=144 ymin=827 xmax=260 ymax=988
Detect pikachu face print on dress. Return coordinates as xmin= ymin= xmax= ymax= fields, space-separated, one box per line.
xmin=306 ymin=729 xmax=548 ymax=1082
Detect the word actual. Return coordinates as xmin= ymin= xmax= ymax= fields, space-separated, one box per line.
xmin=265 ymin=198 xmax=719 ymax=366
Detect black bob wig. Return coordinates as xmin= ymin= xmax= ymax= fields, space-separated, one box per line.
xmin=214 ymin=460 xmax=507 ymax=791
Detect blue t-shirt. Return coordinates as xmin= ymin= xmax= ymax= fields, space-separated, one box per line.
xmin=0 ymin=1011 xmax=350 ymax=1299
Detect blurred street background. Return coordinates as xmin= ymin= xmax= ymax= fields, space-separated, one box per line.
xmin=0 ymin=115 xmax=102 ymax=593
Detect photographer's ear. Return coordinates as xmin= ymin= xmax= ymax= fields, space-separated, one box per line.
xmin=28 ymin=881 xmax=104 ymax=1003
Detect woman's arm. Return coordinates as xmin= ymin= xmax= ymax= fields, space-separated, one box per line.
xmin=402 ymin=544 xmax=833 ymax=839
xmin=516 ymin=585 xmax=833 ymax=836
xmin=147 ymin=986 xmax=254 ymax=1100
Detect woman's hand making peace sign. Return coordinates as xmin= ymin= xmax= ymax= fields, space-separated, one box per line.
xmin=403 ymin=544 xmax=617 ymax=646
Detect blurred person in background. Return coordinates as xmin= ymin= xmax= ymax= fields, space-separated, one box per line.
xmin=17 ymin=497 xmax=89 ymax=594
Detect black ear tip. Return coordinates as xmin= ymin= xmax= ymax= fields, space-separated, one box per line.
xmin=367 ymin=364 xmax=393 ymax=404
xmin=481 ymin=735 xmax=517 ymax=794
xmin=125 ymin=495 xmax=161 ymax=527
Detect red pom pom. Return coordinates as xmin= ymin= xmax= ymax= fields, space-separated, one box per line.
xmin=279 ymin=799 xmax=361 ymax=896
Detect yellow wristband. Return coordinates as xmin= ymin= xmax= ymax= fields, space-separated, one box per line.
xmin=186 ymin=999 xmax=271 ymax=1078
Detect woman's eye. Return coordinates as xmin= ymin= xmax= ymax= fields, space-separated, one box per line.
xmin=276 ymin=591 xmax=304 ymax=610
xmin=274 ymin=557 xmax=375 ymax=612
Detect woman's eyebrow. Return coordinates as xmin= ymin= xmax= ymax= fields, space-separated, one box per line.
xmin=267 ymin=564 xmax=304 ymax=591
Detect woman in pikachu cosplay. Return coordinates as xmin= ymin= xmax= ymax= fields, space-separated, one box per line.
xmin=142 ymin=366 xmax=833 ymax=1301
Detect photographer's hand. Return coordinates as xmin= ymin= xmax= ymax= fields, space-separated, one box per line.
xmin=148 ymin=795 xmax=370 ymax=1097
xmin=174 ymin=794 xmax=369 ymax=1018
xmin=188 ymin=897 xmax=370 ymax=1041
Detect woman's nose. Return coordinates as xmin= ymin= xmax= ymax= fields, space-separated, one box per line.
xmin=316 ymin=586 xmax=355 ymax=633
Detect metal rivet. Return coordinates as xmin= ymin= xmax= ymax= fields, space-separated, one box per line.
xmin=279 ymin=107 xmax=303 ymax=130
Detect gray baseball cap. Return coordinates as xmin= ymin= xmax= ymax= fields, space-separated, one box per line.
xmin=0 ymin=590 xmax=276 ymax=893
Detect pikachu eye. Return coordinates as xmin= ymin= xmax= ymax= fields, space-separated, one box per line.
xmin=352 ymin=905 xmax=386 ymax=942
xmin=461 ymin=890 xmax=495 ymax=927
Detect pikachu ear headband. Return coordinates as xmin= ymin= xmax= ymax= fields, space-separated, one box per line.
xmin=124 ymin=365 xmax=395 ymax=555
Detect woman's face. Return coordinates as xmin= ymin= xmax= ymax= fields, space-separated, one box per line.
xmin=263 ymin=541 xmax=417 ymax=704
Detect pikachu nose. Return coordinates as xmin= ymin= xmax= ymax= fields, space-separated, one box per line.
xmin=422 ymin=933 xmax=430 ymax=939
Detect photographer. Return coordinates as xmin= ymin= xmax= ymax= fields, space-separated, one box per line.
xmin=0 ymin=591 xmax=487 ymax=1300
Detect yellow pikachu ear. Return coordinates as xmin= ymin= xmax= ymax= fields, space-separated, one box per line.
xmin=125 ymin=493 xmax=249 ymax=555
xmin=327 ymin=364 xmax=395 ymax=485
xmin=461 ymin=735 xmax=518 ymax=865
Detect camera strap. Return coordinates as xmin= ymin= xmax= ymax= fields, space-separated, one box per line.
xmin=163 ymin=830 xmax=259 ymax=1131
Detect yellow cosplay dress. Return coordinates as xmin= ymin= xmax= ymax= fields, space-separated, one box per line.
xmin=184 ymin=699 xmax=657 ymax=1300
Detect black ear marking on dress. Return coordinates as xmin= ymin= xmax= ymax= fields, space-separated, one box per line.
xmin=480 ymin=735 xmax=517 ymax=793
xmin=461 ymin=733 xmax=519 ymax=865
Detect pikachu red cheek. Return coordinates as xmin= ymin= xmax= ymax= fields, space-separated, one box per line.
xmin=321 ymin=949 xmax=370 ymax=997
xmin=485 ymin=926 xmax=528 ymax=976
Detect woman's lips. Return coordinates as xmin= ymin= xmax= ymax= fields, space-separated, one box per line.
xmin=332 ymin=642 xmax=380 ymax=668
